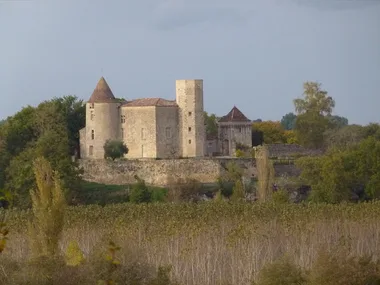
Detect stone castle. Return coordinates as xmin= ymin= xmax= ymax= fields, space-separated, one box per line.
xmin=79 ymin=77 xmax=252 ymax=159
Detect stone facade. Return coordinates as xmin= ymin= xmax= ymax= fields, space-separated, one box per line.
xmin=217 ymin=106 xmax=253 ymax=156
xmin=80 ymin=77 xmax=205 ymax=159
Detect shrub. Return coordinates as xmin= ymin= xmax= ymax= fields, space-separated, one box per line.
xmin=254 ymin=256 xmax=307 ymax=285
xmin=129 ymin=179 xmax=151 ymax=203
xmin=65 ymin=240 xmax=85 ymax=267
xmin=103 ymin=140 xmax=128 ymax=161
xmin=272 ymin=189 xmax=290 ymax=204
xmin=235 ymin=149 xmax=245 ymax=158
xmin=308 ymin=251 xmax=380 ymax=285
xmin=231 ymin=180 xmax=245 ymax=202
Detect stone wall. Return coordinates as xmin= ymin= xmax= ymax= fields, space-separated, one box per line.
xmin=267 ymin=144 xmax=323 ymax=158
xmin=79 ymin=157 xmax=298 ymax=186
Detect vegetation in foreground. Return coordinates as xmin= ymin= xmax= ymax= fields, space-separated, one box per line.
xmin=2 ymin=200 xmax=380 ymax=284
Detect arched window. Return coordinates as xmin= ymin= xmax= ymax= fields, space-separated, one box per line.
xmin=91 ymin=130 xmax=94 ymax=140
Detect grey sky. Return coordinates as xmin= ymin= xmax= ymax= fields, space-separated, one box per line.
xmin=0 ymin=0 xmax=379 ymax=125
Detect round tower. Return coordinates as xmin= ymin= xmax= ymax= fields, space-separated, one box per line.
xmin=84 ymin=77 xmax=120 ymax=159
xmin=176 ymin=79 xmax=205 ymax=157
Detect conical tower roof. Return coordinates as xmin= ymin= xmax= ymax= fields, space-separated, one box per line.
xmin=218 ymin=106 xmax=251 ymax=123
xmin=88 ymin=77 xmax=117 ymax=103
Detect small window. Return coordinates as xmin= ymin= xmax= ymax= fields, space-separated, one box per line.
xmin=188 ymin=127 xmax=192 ymax=132
xmin=188 ymin=111 xmax=192 ymax=116
xmin=91 ymin=130 xmax=94 ymax=140
xmin=89 ymin=103 xmax=94 ymax=109
xmin=165 ymin=127 xmax=172 ymax=139
xmin=89 ymin=145 xmax=93 ymax=155
xmin=90 ymin=111 xmax=95 ymax=120
xmin=121 ymin=128 xmax=124 ymax=138
xmin=121 ymin=115 xmax=126 ymax=123
xmin=188 ymin=139 xmax=191 ymax=144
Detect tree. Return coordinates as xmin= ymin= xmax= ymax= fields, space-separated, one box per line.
xmin=328 ymin=115 xmax=348 ymax=129
xmin=294 ymin=82 xmax=335 ymax=115
xmin=204 ymin=112 xmax=218 ymax=137
xmin=129 ymin=178 xmax=151 ymax=203
xmin=252 ymin=121 xmax=287 ymax=144
xmin=324 ymin=124 xmax=366 ymax=150
xmin=28 ymin=157 xmax=66 ymax=259
xmin=296 ymin=137 xmax=380 ymax=203
xmin=281 ymin=112 xmax=297 ymax=130
xmin=104 ymin=140 xmax=129 ymax=160
xmin=294 ymin=82 xmax=335 ymax=148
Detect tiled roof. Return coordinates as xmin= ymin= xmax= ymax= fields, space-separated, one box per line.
xmin=88 ymin=77 xmax=117 ymax=103
xmin=122 ymin=98 xmax=178 ymax=107
xmin=218 ymin=106 xmax=251 ymax=123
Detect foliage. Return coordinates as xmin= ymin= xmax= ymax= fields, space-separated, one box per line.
xmin=295 ymin=112 xmax=330 ymax=149
xmin=231 ymin=180 xmax=245 ymax=202
xmin=0 ymin=96 xmax=84 ymax=207
xmin=284 ymin=130 xmax=298 ymax=144
xmin=103 ymin=140 xmax=129 ymax=161
xmin=296 ymin=136 xmax=380 ymax=203
xmin=129 ymin=178 xmax=151 ymax=203
xmin=254 ymin=256 xmax=307 ymax=285
xmin=281 ymin=112 xmax=297 ymax=130
xmin=204 ymin=112 xmax=218 ymax=137
xmin=294 ymin=82 xmax=335 ymax=116
xmin=256 ymin=146 xmax=275 ymax=202
xmin=28 ymin=157 xmax=66 ymax=259
xmin=328 ymin=115 xmax=348 ymax=129
xmin=235 ymin=149 xmax=245 ymax=158
xmin=97 ymin=241 xmax=121 ymax=285
xmin=272 ymin=189 xmax=290 ymax=204
xmin=308 ymin=251 xmax=380 ymax=285
xmin=324 ymin=124 xmax=366 ymax=150
xmin=0 ymin=221 xmax=8 ymax=254
xmin=293 ymin=82 xmax=336 ymax=149
xmin=252 ymin=121 xmax=287 ymax=144
xmin=65 ymin=240 xmax=85 ymax=267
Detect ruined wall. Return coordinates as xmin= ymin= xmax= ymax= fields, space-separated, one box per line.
xmin=79 ymin=158 xmax=298 ymax=186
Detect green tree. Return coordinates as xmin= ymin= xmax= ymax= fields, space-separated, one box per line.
xmin=129 ymin=178 xmax=151 ymax=203
xmin=328 ymin=115 xmax=348 ymax=129
xmin=28 ymin=157 xmax=66 ymax=259
xmin=252 ymin=121 xmax=287 ymax=144
xmin=324 ymin=124 xmax=366 ymax=150
xmin=204 ymin=112 xmax=218 ymax=137
xmin=294 ymin=82 xmax=335 ymax=148
xmin=104 ymin=140 xmax=129 ymax=160
xmin=281 ymin=112 xmax=297 ymax=130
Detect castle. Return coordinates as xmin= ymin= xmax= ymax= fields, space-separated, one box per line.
xmin=79 ymin=77 xmax=252 ymax=159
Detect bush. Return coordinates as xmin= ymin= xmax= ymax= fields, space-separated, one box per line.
xmin=129 ymin=179 xmax=151 ymax=203
xmin=103 ymin=140 xmax=128 ymax=161
xmin=254 ymin=256 xmax=307 ymax=285
xmin=272 ymin=189 xmax=290 ymax=204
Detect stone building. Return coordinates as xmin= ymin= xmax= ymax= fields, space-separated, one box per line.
xmin=79 ymin=77 xmax=205 ymax=159
xmin=217 ymin=106 xmax=252 ymax=156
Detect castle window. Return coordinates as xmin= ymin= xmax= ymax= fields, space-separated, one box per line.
xmin=141 ymin=128 xmax=146 ymax=140
xmin=90 ymin=111 xmax=95 ymax=120
xmin=188 ymin=127 xmax=192 ymax=132
xmin=121 ymin=128 xmax=124 ymax=138
xmin=89 ymin=103 xmax=94 ymax=109
xmin=189 ymin=139 xmax=191 ymax=144
xmin=121 ymin=115 xmax=126 ymax=123
xmin=89 ymin=145 xmax=93 ymax=155
xmin=91 ymin=130 xmax=94 ymax=140
xmin=188 ymin=111 xmax=192 ymax=116
xmin=165 ymin=127 xmax=172 ymax=139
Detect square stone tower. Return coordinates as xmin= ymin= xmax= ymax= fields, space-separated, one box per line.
xmin=176 ymin=80 xmax=205 ymax=157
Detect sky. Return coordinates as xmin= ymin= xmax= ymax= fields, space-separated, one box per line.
xmin=0 ymin=0 xmax=379 ymax=125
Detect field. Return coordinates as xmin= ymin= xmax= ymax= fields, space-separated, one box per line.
xmin=1 ymin=201 xmax=380 ymax=284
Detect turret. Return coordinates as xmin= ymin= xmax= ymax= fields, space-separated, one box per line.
xmin=176 ymin=79 xmax=205 ymax=157
xmin=84 ymin=77 xmax=120 ymax=159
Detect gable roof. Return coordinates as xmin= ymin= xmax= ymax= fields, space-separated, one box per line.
xmin=88 ymin=77 xmax=117 ymax=103
xmin=218 ymin=106 xmax=251 ymax=123
xmin=122 ymin=98 xmax=178 ymax=107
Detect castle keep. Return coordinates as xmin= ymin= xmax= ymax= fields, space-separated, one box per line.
xmin=79 ymin=77 xmax=252 ymax=159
